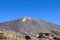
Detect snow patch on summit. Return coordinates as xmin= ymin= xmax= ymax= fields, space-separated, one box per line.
xmin=22 ymin=16 xmax=31 ymax=22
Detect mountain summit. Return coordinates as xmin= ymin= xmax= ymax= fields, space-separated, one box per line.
xmin=0 ymin=17 xmax=60 ymax=38
xmin=22 ymin=16 xmax=32 ymax=22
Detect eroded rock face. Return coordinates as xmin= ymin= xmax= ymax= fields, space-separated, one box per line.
xmin=37 ymin=31 xmax=60 ymax=40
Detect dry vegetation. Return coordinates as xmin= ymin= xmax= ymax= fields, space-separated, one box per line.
xmin=0 ymin=28 xmax=60 ymax=40
xmin=0 ymin=28 xmax=25 ymax=40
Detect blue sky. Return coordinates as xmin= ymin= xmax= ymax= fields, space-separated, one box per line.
xmin=0 ymin=0 xmax=60 ymax=25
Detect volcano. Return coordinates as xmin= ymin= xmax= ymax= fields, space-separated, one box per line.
xmin=0 ymin=16 xmax=60 ymax=40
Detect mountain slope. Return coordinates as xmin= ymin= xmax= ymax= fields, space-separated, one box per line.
xmin=0 ymin=17 xmax=60 ymax=37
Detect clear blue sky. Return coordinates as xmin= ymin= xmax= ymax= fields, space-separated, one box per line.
xmin=0 ymin=0 xmax=60 ymax=25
